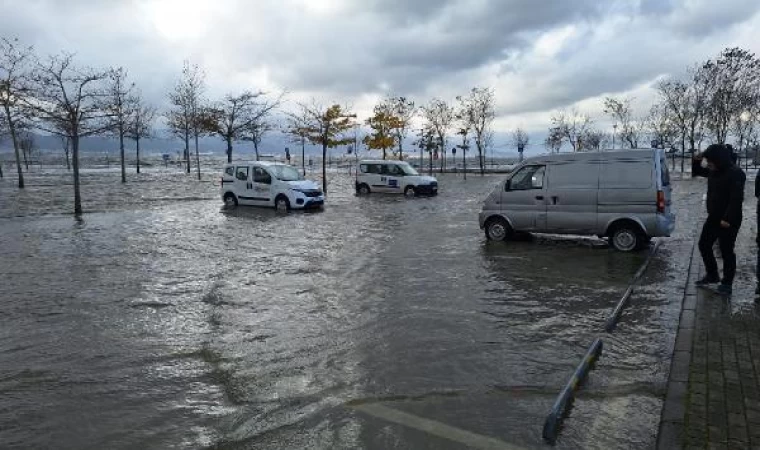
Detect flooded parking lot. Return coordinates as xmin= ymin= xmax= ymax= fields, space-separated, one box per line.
xmin=0 ymin=169 xmax=707 ymax=449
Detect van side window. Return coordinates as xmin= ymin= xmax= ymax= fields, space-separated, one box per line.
xmin=253 ymin=167 xmax=272 ymax=184
xmin=236 ymin=166 xmax=249 ymax=181
xmin=370 ymin=164 xmax=382 ymax=174
xmin=387 ymin=165 xmax=402 ymax=176
xmin=225 ymin=167 xmax=234 ymax=177
xmin=508 ymin=166 xmax=545 ymax=190
xmin=360 ymin=164 xmax=369 ymax=174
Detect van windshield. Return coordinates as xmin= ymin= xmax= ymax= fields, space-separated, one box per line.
xmin=271 ymin=165 xmax=303 ymax=181
xmin=399 ymin=163 xmax=419 ymax=176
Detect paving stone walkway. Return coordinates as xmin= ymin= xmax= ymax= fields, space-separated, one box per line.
xmin=659 ymin=215 xmax=760 ymax=449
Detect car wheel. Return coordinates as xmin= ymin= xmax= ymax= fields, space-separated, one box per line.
xmin=485 ymin=217 xmax=512 ymax=242
xmin=275 ymin=195 xmax=290 ymax=212
xmin=357 ymin=184 xmax=371 ymax=195
xmin=610 ymin=225 xmax=642 ymax=252
xmin=223 ymin=193 xmax=238 ymax=208
xmin=404 ymin=186 xmax=416 ymax=198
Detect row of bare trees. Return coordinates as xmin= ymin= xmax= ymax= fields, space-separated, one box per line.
xmin=542 ymin=47 xmax=760 ymax=172
xmin=360 ymin=88 xmax=496 ymax=176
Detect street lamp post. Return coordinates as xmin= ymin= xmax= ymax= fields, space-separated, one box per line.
xmin=612 ymin=123 xmax=618 ymax=149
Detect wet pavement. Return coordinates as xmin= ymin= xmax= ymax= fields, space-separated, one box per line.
xmin=0 ymin=167 xmax=710 ymax=449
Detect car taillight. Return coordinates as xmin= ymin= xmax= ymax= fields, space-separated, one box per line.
xmin=657 ymin=190 xmax=666 ymax=213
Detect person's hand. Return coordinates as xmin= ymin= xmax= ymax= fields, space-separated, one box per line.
xmin=720 ymin=220 xmax=731 ymax=228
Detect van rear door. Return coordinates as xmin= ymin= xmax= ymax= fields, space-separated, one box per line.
xmin=544 ymin=161 xmax=601 ymax=234
xmin=657 ymin=151 xmax=673 ymax=215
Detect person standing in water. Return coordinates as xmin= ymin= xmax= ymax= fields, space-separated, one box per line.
xmin=692 ymin=144 xmax=746 ymax=297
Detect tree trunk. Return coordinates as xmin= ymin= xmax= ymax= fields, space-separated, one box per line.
xmin=322 ymin=143 xmax=328 ymax=194
xmin=254 ymin=139 xmax=260 ymax=161
xmin=136 ymin=136 xmax=141 ymax=174
xmin=72 ymin=134 xmax=82 ymax=216
xmin=23 ymin=146 xmax=28 ymax=171
xmin=5 ymin=105 xmax=24 ymax=189
xmin=119 ymin=124 xmax=126 ymax=183
xmin=478 ymin=143 xmax=484 ymax=176
xmin=398 ymin=137 xmax=403 ymax=161
xmin=65 ymin=138 xmax=71 ymax=171
xmin=301 ymin=137 xmax=306 ymax=176
xmin=428 ymin=150 xmax=432 ymax=176
xmin=463 ymin=147 xmax=467 ymax=180
xmin=194 ymin=130 xmax=201 ymax=181
xmin=184 ymin=128 xmax=191 ymax=174
xmin=226 ymin=137 xmax=233 ymax=163
xmin=382 ymin=148 xmax=386 ymax=160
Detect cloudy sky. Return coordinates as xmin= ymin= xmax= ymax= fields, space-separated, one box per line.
xmin=3 ymin=0 xmax=760 ymax=151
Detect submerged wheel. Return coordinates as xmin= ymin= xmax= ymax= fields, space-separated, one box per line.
xmin=357 ymin=184 xmax=371 ymax=195
xmin=223 ymin=193 xmax=238 ymax=208
xmin=275 ymin=195 xmax=290 ymax=212
xmin=404 ymin=186 xmax=416 ymax=198
xmin=485 ymin=217 xmax=512 ymax=242
xmin=610 ymin=225 xmax=643 ymax=252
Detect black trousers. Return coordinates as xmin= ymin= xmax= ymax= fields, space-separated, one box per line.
xmin=698 ymin=218 xmax=740 ymax=284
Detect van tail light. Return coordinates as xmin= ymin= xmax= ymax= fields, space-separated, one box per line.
xmin=657 ymin=190 xmax=666 ymax=213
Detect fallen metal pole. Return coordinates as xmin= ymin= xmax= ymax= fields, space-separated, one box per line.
xmin=604 ymin=240 xmax=661 ymax=332
xmin=542 ymin=337 xmax=603 ymax=445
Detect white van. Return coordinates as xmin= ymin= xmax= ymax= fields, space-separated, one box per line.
xmin=355 ymin=160 xmax=438 ymax=197
xmin=220 ymin=162 xmax=324 ymax=211
xmin=479 ymin=149 xmax=676 ymax=252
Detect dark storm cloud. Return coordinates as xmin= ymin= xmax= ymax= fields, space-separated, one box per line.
xmin=1 ymin=0 xmax=760 ymax=126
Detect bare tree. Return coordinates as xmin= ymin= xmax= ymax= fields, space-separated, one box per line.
xmin=702 ymin=48 xmax=760 ymax=145
xmin=582 ymin=128 xmax=608 ymax=151
xmin=454 ymin=116 xmax=472 ymax=180
xmin=243 ymin=117 xmax=275 ymax=160
xmin=285 ymin=105 xmax=311 ymax=175
xmin=457 ymin=87 xmax=495 ymax=175
xmin=549 ymin=109 xmax=593 ymax=151
xmin=300 ymin=101 xmax=355 ymax=194
xmin=208 ymin=90 xmax=282 ymax=163
xmin=28 ymin=53 xmax=110 ymax=215
xmin=387 ymin=96 xmax=415 ymax=160
xmin=127 ymin=93 xmax=155 ymax=174
xmin=511 ymin=127 xmax=529 ymax=161
xmin=422 ymin=99 xmax=454 ymax=173
xmin=0 ymin=37 xmax=34 ymax=188
xmin=603 ymin=96 xmax=641 ymax=148
xmin=0 ymin=114 xmax=6 ymax=178
xmin=646 ymin=103 xmax=678 ymax=150
xmin=18 ymin=131 xmax=35 ymax=170
xmin=167 ymin=60 xmax=204 ymax=177
xmin=105 ymin=67 xmax=135 ymax=183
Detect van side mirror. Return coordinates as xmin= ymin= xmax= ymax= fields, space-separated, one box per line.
xmin=504 ymin=180 xmax=511 ymax=191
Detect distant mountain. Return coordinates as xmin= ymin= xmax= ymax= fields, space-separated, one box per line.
xmin=0 ymin=130 xmax=538 ymax=158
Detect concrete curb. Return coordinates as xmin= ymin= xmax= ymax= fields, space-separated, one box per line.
xmin=656 ymin=236 xmax=700 ymax=449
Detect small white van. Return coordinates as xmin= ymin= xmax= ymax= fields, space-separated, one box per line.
xmin=479 ymin=149 xmax=676 ymax=252
xmin=221 ymin=162 xmax=324 ymax=211
xmin=355 ymin=160 xmax=438 ymax=197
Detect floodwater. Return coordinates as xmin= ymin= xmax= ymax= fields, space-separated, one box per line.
xmin=0 ymin=166 xmax=714 ymax=449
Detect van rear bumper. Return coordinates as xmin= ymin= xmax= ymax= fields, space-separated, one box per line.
xmin=654 ymin=213 xmax=676 ymax=237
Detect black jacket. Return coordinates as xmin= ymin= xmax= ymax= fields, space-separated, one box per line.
xmin=692 ymin=144 xmax=746 ymax=227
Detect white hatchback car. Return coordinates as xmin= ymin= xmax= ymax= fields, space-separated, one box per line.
xmin=221 ymin=162 xmax=324 ymax=211
xmin=355 ymin=160 xmax=438 ymax=197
